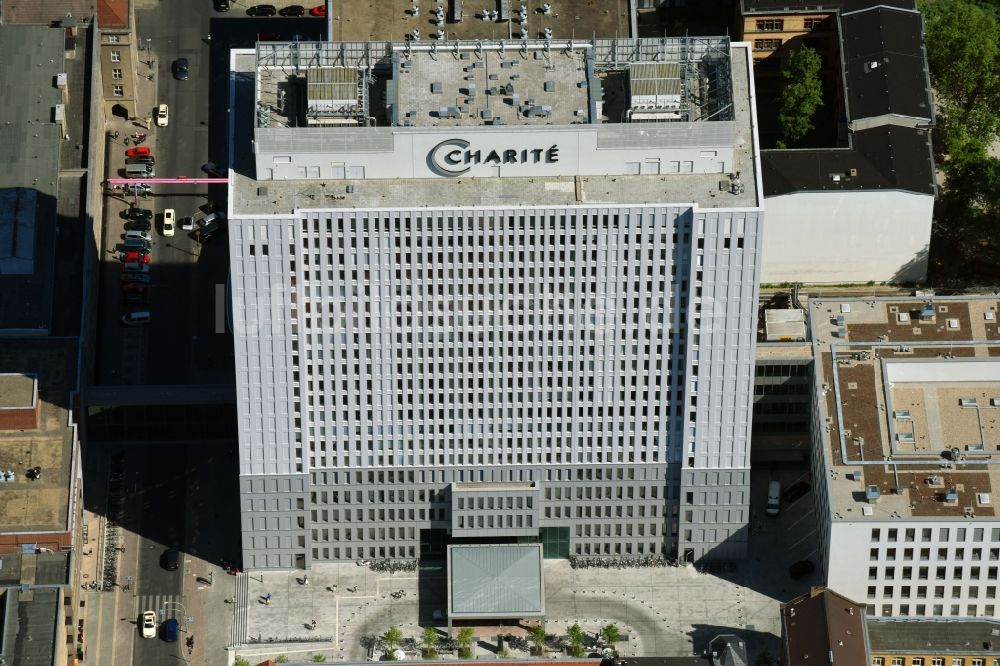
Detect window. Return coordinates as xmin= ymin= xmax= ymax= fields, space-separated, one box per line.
xmin=756 ymin=19 xmax=784 ymax=31
xmin=112 ymin=68 xmax=122 ymax=80
xmin=892 ymin=659 xmax=904 ymax=666
xmin=754 ymin=38 xmax=782 ymax=51
xmin=912 ymin=660 xmax=923 ymax=666
xmin=113 ymin=85 xmax=124 ymax=96
xmin=952 ymin=659 xmax=965 ymax=666
xmin=803 ymin=17 xmax=824 ymax=29
xmin=932 ymin=659 xmax=944 ymax=666
xmin=872 ymin=659 xmax=884 ymax=666
xmin=110 ymin=49 xmax=121 ymax=62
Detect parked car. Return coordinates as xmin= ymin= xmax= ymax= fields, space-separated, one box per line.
xmin=120 ymin=272 xmax=152 ymax=284
xmin=156 ymin=103 xmax=169 ymax=127
xmin=122 ymin=284 xmax=149 ymax=305
xmin=120 ymin=238 xmax=152 ymax=253
xmin=173 ymin=58 xmax=189 ymax=81
xmin=123 ymin=183 xmax=152 ymax=195
xmin=141 ymin=611 xmax=156 ymax=639
xmin=123 ymin=262 xmax=150 ymax=273
xmin=162 ymin=209 xmax=176 ymax=237
xmin=163 ymin=618 xmax=179 ymax=642
xmin=179 ymin=216 xmax=195 ymax=231
xmin=163 ymin=548 xmax=180 ymax=571
xmin=121 ymin=311 xmax=151 ymax=326
xmin=213 ymin=0 xmax=231 ymax=10
xmin=126 ymin=155 xmax=156 ymax=166
xmin=789 ymin=559 xmax=816 ymax=580
xmin=201 ymin=161 xmax=224 ymax=177
xmin=124 ymin=229 xmax=152 ymax=242
xmin=279 ymin=4 xmax=305 ymax=15
xmin=195 ymin=211 xmax=226 ymax=243
xmin=310 ymin=4 xmax=326 ymax=16
xmin=128 ymin=206 xmax=153 ymax=221
xmin=782 ymin=481 xmax=811 ymax=505
xmin=128 ymin=219 xmax=152 ymax=232
xmin=246 ymin=4 xmax=277 ymax=16
xmin=126 ymin=146 xmax=151 ymax=158
xmin=119 ymin=250 xmax=150 ymax=264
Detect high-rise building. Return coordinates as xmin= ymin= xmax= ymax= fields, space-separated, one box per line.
xmin=227 ymin=37 xmax=764 ymax=569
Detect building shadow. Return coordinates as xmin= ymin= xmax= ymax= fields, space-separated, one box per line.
xmin=688 ymin=623 xmax=780 ymax=666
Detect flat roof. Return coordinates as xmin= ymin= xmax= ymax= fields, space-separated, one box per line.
xmin=0 ymin=587 xmax=60 ymax=666
xmin=868 ymin=617 xmax=1000 ymax=655
xmin=448 ymin=544 xmax=544 ymax=618
xmin=810 ymin=296 xmax=1000 ymax=520
xmin=231 ymin=42 xmax=761 ymax=215
xmin=325 ymin=0 xmax=626 ymax=43
xmin=0 ymin=339 xmax=78 ymax=534
xmin=0 ymin=373 xmax=36 ymax=409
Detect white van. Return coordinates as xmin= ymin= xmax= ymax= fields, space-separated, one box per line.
xmin=121 ymin=311 xmax=151 ymax=325
xmin=162 ymin=208 xmax=176 ymax=237
xmin=766 ymin=481 xmax=781 ymax=516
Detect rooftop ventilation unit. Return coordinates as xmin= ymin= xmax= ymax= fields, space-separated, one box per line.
xmin=945 ymin=488 xmax=959 ymax=502
xmin=921 ymin=303 xmax=935 ymax=320
xmin=523 ymin=105 xmax=551 ymax=118
xmin=437 ymin=106 xmax=462 ymax=119
xmin=960 ymin=398 xmax=978 ymax=408
xmin=866 ymin=485 xmax=880 ymax=503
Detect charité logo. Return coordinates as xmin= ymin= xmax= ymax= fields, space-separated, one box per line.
xmin=428 ymin=138 xmax=559 ymax=176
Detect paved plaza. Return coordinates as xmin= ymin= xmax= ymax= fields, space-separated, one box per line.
xmin=230 ymin=559 xmax=788 ymax=665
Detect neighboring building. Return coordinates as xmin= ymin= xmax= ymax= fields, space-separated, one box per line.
xmin=782 ymin=586 xmax=1000 ymax=666
xmin=96 ymin=0 xmax=140 ymax=118
xmin=809 ymin=295 xmax=1000 ymax=619
xmin=0 ymin=20 xmax=91 ymax=664
xmin=740 ymin=0 xmax=936 ymax=284
xmin=229 ymin=36 xmax=765 ymax=568
xmin=780 ymin=586 xmax=869 ymax=666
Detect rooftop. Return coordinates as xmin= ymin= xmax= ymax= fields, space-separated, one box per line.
xmin=867 ymin=617 xmax=1000 ymax=655
xmin=96 ymin=0 xmax=128 ymax=28
xmin=0 ymin=374 xmax=36 ymax=409
xmin=0 ymin=338 xmax=78 ymax=536
xmin=810 ymin=296 xmax=1000 ymax=521
xmin=0 ymin=587 xmax=60 ymax=666
xmin=747 ymin=0 xmax=936 ymax=197
xmin=448 ymin=544 xmax=544 ymax=618
xmin=780 ymin=587 xmax=868 ymax=666
xmin=326 ymin=0 xmax=626 ymax=44
xmin=0 ymin=24 xmax=64 ymax=330
xmin=231 ymin=40 xmax=761 ymax=215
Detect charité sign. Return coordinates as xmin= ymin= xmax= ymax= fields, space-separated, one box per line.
xmin=428 ymin=138 xmax=560 ymax=177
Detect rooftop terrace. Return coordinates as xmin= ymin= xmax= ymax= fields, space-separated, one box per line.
xmin=810 ymin=296 xmax=1000 ymax=521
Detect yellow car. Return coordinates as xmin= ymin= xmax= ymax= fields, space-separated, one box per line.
xmin=156 ymin=103 xmax=168 ymax=127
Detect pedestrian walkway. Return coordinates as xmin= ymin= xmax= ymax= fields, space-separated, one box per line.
xmin=230 ymin=572 xmax=250 ymax=647
xmin=135 ymin=593 xmax=184 ymax=618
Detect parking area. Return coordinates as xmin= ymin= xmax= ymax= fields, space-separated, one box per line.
xmin=232 ymin=559 xmax=787 ymax=664
xmin=749 ymin=463 xmax=821 ymax=583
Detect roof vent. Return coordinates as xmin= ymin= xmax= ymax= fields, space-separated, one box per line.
xmin=945 ymin=487 xmax=959 ymax=502
xmin=864 ymin=60 xmax=880 ymax=73
xmin=866 ymin=485 xmax=881 ymax=503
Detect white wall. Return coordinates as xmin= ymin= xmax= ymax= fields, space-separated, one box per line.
xmin=760 ymin=191 xmax=933 ymax=284
xmin=828 ymin=519 xmax=1000 ymax=618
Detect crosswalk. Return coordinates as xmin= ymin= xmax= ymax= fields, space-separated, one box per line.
xmin=134 ymin=594 xmax=183 ymax=620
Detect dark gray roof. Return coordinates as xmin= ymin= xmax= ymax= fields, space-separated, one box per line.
xmin=867 ymin=618 xmax=1000 ymax=655
xmin=448 ymin=545 xmax=544 ymax=617
xmin=2 ymin=588 xmax=60 ymax=666
xmin=839 ymin=6 xmax=932 ymax=121
xmin=741 ymin=0 xmax=914 ymax=14
xmin=761 ymin=125 xmax=935 ymax=195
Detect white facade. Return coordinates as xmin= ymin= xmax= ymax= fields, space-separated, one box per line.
xmin=761 ymin=191 xmax=933 ymax=284
xmin=828 ymin=520 xmax=1000 ymax=619
xmin=230 ymin=39 xmax=765 ymax=569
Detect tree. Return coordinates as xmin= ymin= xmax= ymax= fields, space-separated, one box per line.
xmin=276 ymin=657 xmax=289 ymax=664
xmin=456 ymin=627 xmax=476 ymax=658
xmin=311 ymin=656 xmax=327 ymax=663
xmin=421 ymin=626 xmax=440 ymax=658
xmin=530 ymin=625 xmax=547 ymax=654
xmin=566 ymin=623 xmax=586 ymax=658
xmin=235 ymin=658 xmax=251 ymax=666
xmin=383 ymin=626 xmax=404 ymax=653
xmin=600 ymin=623 xmax=621 ymax=653
xmin=922 ymin=0 xmax=1000 ymax=149
xmin=776 ymin=45 xmax=823 ymax=148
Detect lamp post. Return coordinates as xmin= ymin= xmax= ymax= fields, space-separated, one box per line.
xmin=145 ymin=38 xmax=151 ymax=67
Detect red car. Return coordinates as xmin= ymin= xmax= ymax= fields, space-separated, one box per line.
xmin=310 ymin=4 xmax=326 ymax=16
xmin=120 ymin=250 xmax=151 ymax=264
xmin=126 ymin=146 xmax=151 ymax=158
